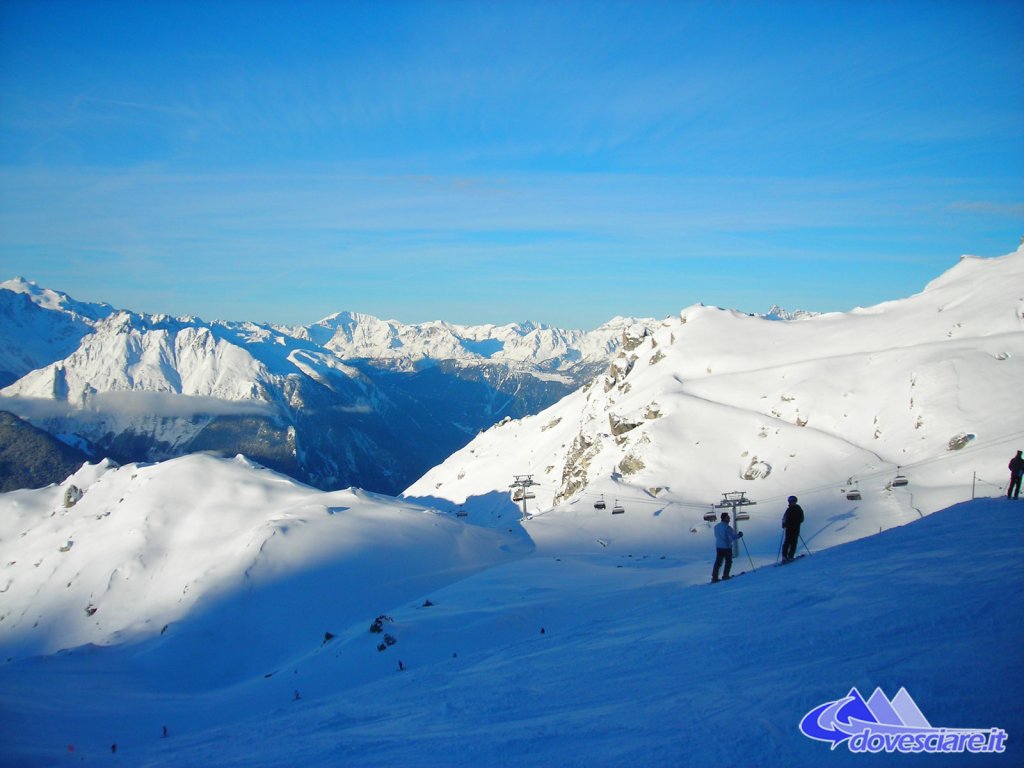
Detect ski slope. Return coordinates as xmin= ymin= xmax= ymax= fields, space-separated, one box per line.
xmin=405 ymin=247 xmax=1024 ymax=547
xmin=0 ymin=485 xmax=1020 ymax=766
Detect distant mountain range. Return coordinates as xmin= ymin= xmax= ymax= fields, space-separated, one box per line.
xmin=1 ymin=277 xmax=672 ymax=493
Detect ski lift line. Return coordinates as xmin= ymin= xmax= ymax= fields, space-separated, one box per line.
xmin=527 ymin=482 xmax=711 ymax=511
xmin=584 ymin=493 xmax=707 ymax=511
xmin=564 ymin=485 xmax=710 ymax=509
xmin=513 ymin=428 xmax=1024 ymax=514
xmin=751 ymin=428 xmax=1024 ymax=505
xmin=975 ymin=476 xmax=1008 ymax=488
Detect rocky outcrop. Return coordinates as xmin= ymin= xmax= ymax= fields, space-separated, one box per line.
xmin=556 ymin=433 xmax=602 ymax=504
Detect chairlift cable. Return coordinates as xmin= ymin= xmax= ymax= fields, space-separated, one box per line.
xmin=508 ymin=428 xmax=1024 ymax=514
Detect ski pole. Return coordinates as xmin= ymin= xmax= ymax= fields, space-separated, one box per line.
xmin=799 ymin=532 xmax=813 ymax=556
xmin=776 ymin=531 xmax=784 ymax=565
xmin=741 ymin=535 xmax=757 ymax=572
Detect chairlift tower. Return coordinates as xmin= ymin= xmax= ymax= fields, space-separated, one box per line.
xmin=509 ymin=474 xmax=539 ymax=518
xmin=715 ymin=491 xmax=756 ymax=556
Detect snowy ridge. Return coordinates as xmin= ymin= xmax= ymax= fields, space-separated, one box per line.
xmin=0 ymin=278 xmax=113 ymax=387
xmin=0 ymin=454 xmax=526 ymax=665
xmin=0 ymin=276 xmax=114 ymax=321
xmin=405 ymin=246 xmax=1024 ymax=549
xmin=301 ymin=310 xmax=648 ymax=367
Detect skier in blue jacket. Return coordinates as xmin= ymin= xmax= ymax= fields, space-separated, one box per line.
xmin=712 ymin=512 xmax=743 ymax=582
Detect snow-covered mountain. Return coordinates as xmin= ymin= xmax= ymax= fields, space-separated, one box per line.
xmin=1 ymin=248 xmax=1022 ymax=765
xmin=0 ymin=277 xmax=113 ymax=387
xmin=405 ymin=247 xmax=1024 ymax=544
xmin=0 ymin=281 xmax=650 ymax=492
xmin=302 ymin=310 xmax=636 ymax=369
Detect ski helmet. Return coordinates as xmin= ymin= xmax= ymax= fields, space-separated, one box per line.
xmin=788 ymin=495 xmax=797 ymax=504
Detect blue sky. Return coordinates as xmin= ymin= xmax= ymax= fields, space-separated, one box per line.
xmin=1 ymin=0 xmax=1022 ymax=329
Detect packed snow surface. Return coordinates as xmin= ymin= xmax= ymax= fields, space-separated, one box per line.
xmin=0 ymin=459 xmax=1020 ymax=766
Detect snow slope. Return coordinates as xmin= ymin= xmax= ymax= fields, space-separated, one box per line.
xmin=0 ymin=455 xmax=526 ymax=665
xmin=0 ymin=486 xmax=1019 ymax=766
xmin=405 ymin=248 xmax=1024 ymax=556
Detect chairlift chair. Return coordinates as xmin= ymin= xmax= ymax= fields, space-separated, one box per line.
xmin=846 ymin=484 xmax=861 ymax=501
xmin=703 ymin=509 xmax=717 ymax=522
xmin=611 ymin=500 xmax=625 ymax=515
xmin=891 ymin=467 xmax=909 ymax=487
xmin=594 ymin=495 xmax=607 ymax=510
xmin=456 ymin=508 xmax=468 ymax=518
xmin=735 ymin=510 xmax=750 ymax=521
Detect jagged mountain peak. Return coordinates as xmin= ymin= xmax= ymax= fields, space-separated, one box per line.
xmin=763 ymin=305 xmax=817 ymax=321
xmin=302 ymin=307 xmax=655 ymax=366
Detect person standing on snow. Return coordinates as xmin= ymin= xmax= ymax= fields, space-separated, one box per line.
xmin=1009 ymin=450 xmax=1024 ymax=500
xmin=781 ymin=495 xmax=804 ymax=561
xmin=712 ymin=512 xmax=743 ymax=582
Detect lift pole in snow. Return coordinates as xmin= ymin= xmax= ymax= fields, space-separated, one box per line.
xmin=715 ymin=491 xmax=756 ymax=557
xmin=509 ymin=475 xmax=539 ymax=518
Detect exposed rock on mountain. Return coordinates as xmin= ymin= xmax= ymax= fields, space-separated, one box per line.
xmin=405 ymin=247 xmax=1024 ymax=523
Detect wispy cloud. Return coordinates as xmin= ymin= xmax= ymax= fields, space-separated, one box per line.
xmin=1 ymin=1 xmax=1021 ymax=327
xmin=2 ymin=393 xmax=275 ymax=421
xmin=946 ymin=201 xmax=1024 ymax=218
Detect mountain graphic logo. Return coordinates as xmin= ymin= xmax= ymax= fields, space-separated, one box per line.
xmin=799 ymin=687 xmax=1007 ymax=754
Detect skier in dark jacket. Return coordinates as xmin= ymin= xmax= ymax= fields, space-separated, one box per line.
xmin=1009 ymin=450 xmax=1024 ymax=500
xmin=781 ymin=495 xmax=804 ymax=561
